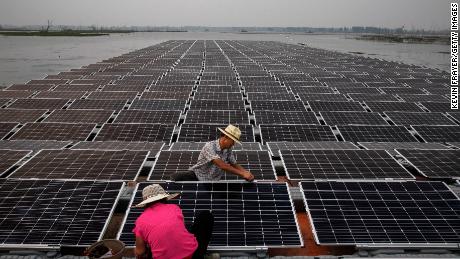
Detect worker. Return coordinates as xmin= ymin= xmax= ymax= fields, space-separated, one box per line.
xmin=171 ymin=124 xmax=255 ymax=182
xmin=133 ymin=184 xmax=214 ymax=259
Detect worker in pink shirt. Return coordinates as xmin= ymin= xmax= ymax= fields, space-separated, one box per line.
xmin=133 ymin=184 xmax=214 ymax=259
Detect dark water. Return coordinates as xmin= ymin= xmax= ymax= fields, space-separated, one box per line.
xmin=0 ymin=32 xmax=449 ymax=86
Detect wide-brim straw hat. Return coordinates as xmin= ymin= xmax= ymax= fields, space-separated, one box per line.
xmin=218 ymin=124 xmax=242 ymax=145
xmin=134 ymin=184 xmax=179 ymax=208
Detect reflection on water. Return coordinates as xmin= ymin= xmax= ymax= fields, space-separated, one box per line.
xmin=0 ymin=32 xmax=449 ymax=86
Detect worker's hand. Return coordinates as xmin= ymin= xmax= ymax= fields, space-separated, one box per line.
xmin=242 ymin=171 xmax=254 ymax=182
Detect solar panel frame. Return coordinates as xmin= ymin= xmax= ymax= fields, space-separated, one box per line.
xmin=281 ymin=149 xmax=414 ymax=180
xmin=254 ymin=111 xmax=319 ymax=125
xmin=86 ymin=91 xmax=138 ymax=100
xmin=384 ymin=112 xmax=457 ymax=126
xmin=10 ymin=122 xmax=96 ymax=141
xmin=44 ymin=109 xmax=114 ymax=124
xmin=308 ymin=101 xmax=366 ymax=112
xmin=185 ymin=110 xmax=250 ymax=124
xmin=365 ymin=102 xmax=425 ymax=112
xmin=148 ymin=150 xmax=277 ymax=181
xmin=396 ymin=149 xmax=460 ymax=179
xmin=178 ymin=123 xmax=255 ymax=142
xmin=0 ymin=150 xmax=32 ymax=177
xmin=7 ymin=98 xmax=69 ymax=110
xmin=320 ymin=111 xmax=389 ymax=126
xmin=113 ymin=110 xmax=181 ymax=124
xmin=300 ymin=181 xmax=460 ymax=247
xmin=118 ymin=182 xmax=303 ymax=249
xmin=94 ymin=123 xmax=175 ymax=143
xmin=0 ymin=179 xmax=124 ymax=248
xmin=71 ymin=141 xmax=165 ymax=157
xmin=266 ymin=141 xmax=359 ymax=157
xmin=260 ymin=124 xmax=337 ymax=143
xmin=250 ymin=100 xmax=307 ymax=112
xmin=0 ymin=109 xmax=48 ymax=123
xmin=0 ymin=140 xmax=71 ymax=154
xmin=170 ymin=142 xmax=262 ymax=151
xmin=9 ymin=149 xmax=149 ymax=181
xmin=189 ymin=100 xmax=246 ymax=111
xmin=68 ymin=99 xmax=128 ymax=110
xmin=33 ymin=91 xmax=87 ymax=99
xmin=338 ymin=125 xmax=418 ymax=142
xmin=129 ymin=99 xmax=187 ymax=111
xmin=413 ymin=126 xmax=460 ymax=142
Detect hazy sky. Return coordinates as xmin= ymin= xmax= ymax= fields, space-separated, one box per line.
xmin=0 ymin=0 xmax=452 ymax=29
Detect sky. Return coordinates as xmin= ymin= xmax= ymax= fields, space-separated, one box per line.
xmin=0 ymin=0 xmax=452 ymax=30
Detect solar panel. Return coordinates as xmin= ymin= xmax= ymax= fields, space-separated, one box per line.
xmin=33 ymin=91 xmax=86 ymax=99
xmin=0 ymin=179 xmax=123 ymax=247
xmin=0 ymin=140 xmax=71 ymax=154
xmin=254 ymin=111 xmax=319 ymax=125
xmin=10 ymin=149 xmax=148 ymax=181
xmin=260 ymin=124 xmax=336 ymax=143
xmin=448 ymin=112 xmax=460 ymax=122
xmin=185 ymin=110 xmax=249 ymax=124
xmin=413 ymin=126 xmax=460 ymax=142
xmin=396 ymin=149 xmax=460 ymax=179
xmin=266 ymin=141 xmax=359 ymax=157
xmin=149 ymin=150 xmax=276 ymax=181
xmin=95 ymin=123 xmax=174 ymax=142
xmin=0 ymin=91 xmax=33 ymax=98
xmin=10 ymin=123 xmax=96 ymax=141
xmin=141 ymin=91 xmax=191 ymax=100
xmin=379 ymin=87 xmax=426 ymax=95
xmin=420 ymin=102 xmax=453 ymax=113
xmin=338 ymin=125 xmax=417 ymax=142
xmin=290 ymin=86 xmax=334 ymax=94
xmin=7 ymin=84 xmax=53 ymax=91
xmin=349 ymin=94 xmax=399 ymax=102
xmin=250 ymin=101 xmax=306 ymax=111
xmin=44 ymin=109 xmax=114 ymax=124
xmin=170 ymin=142 xmax=262 ymax=151
xmin=323 ymin=111 xmax=388 ymax=125
xmin=281 ymin=149 xmax=412 ymax=180
xmin=335 ymin=87 xmax=381 ymax=94
xmin=300 ymin=181 xmax=460 ymax=246
xmin=193 ymin=92 xmax=242 ymax=100
xmin=86 ymin=91 xmax=138 ymax=100
xmin=114 ymin=110 xmax=181 ymax=124
xmin=189 ymin=100 xmax=245 ymax=110
xmin=448 ymin=142 xmax=460 ymax=148
xmin=54 ymin=84 xmax=99 ymax=92
xmin=0 ymin=98 xmax=10 ymax=106
xmin=71 ymin=141 xmax=164 ymax=156
xmin=68 ymin=99 xmax=128 ymax=110
xmin=0 ymin=150 xmax=31 ymax=177
xmin=246 ymin=92 xmax=297 ymax=101
xmin=129 ymin=99 xmax=187 ymax=111
xmin=178 ymin=124 xmax=254 ymax=142
xmin=119 ymin=182 xmax=302 ymax=248
xmin=385 ymin=112 xmax=456 ymax=126
xmin=365 ymin=102 xmax=425 ymax=112
xmin=0 ymin=109 xmax=48 ymax=123
xmin=8 ymin=99 xmax=69 ymax=110
xmin=308 ymin=101 xmax=365 ymax=112
xmin=398 ymin=94 xmax=448 ymax=102
xmin=297 ymin=93 xmax=349 ymax=102
xmin=359 ymin=142 xmax=449 ymax=156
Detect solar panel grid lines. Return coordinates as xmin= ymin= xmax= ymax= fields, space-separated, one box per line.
xmin=113 ymin=110 xmax=181 ymax=124
xmin=94 ymin=123 xmax=175 ymax=142
xmin=395 ymin=149 xmax=460 ymax=179
xmin=308 ymin=101 xmax=366 ymax=112
xmin=0 ymin=140 xmax=71 ymax=154
xmin=337 ymin=125 xmax=418 ymax=142
xmin=7 ymin=98 xmax=70 ymax=110
xmin=43 ymin=109 xmax=114 ymax=124
xmin=0 ymin=109 xmax=48 ymax=124
xmin=118 ymin=182 xmax=303 ymax=248
xmin=365 ymin=102 xmax=426 ymax=112
xmin=254 ymin=111 xmax=319 ymax=125
xmin=412 ymin=125 xmax=460 ymax=142
xmin=33 ymin=91 xmax=87 ymax=99
xmin=10 ymin=123 xmax=96 ymax=141
xmin=140 ymin=91 xmax=191 ymax=100
xmin=170 ymin=142 xmax=262 ymax=151
xmin=300 ymin=181 xmax=460 ymax=246
xmin=281 ymin=149 xmax=414 ymax=180
xmin=71 ymin=141 xmax=165 ymax=157
xmin=189 ymin=100 xmax=246 ymax=111
xmin=250 ymin=100 xmax=307 ymax=112
xmin=66 ymin=99 xmax=129 ymax=111
xmin=178 ymin=124 xmax=255 ymax=142
xmin=259 ymin=124 xmax=337 ymax=143
xmin=9 ymin=149 xmax=149 ymax=181
xmin=0 ymin=150 xmax=32 ymax=177
xmin=148 ymin=150 xmax=276 ymax=181
xmin=185 ymin=110 xmax=250 ymax=124
xmin=0 ymin=179 xmax=124 ymax=247
xmin=320 ymin=111 xmax=389 ymax=126
xmin=129 ymin=99 xmax=187 ymax=111
xmin=266 ymin=141 xmax=359 ymax=157
xmin=384 ymin=112 xmax=457 ymax=126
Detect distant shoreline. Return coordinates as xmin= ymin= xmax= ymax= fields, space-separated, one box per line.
xmin=0 ymin=31 xmax=111 ymax=37
xmin=355 ymin=34 xmax=449 ymax=44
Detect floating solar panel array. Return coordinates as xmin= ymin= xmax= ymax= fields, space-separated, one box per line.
xmin=0 ymin=39 xmax=459 ymax=250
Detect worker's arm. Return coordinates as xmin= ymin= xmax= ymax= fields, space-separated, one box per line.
xmin=212 ymin=159 xmax=254 ymax=181
xmin=135 ymin=236 xmax=148 ymax=259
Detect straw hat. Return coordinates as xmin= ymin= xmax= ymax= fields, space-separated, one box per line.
xmin=134 ymin=184 xmax=179 ymax=208
xmin=218 ymin=124 xmax=242 ymax=145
